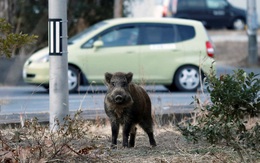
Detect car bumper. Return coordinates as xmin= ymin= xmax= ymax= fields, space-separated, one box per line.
xmin=23 ymin=62 xmax=49 ymax=85
xmin=202 ymin=58 xmax=216 ymax=75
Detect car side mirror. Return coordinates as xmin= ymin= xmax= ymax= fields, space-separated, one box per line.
xmin=93 ymin=40 xmax=104 ymax=49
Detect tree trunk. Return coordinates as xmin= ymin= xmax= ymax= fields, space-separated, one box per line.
xmin=0 ymin=0 xmax=16 ymax=24
xmin=114 ymin=0 xmax=123 ymax=18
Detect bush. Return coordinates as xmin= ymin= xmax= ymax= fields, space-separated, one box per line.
xmin=0 ymin=18 xmax=37 ymax=58
xmin=178 ymin=69 xmax=260 ymax=161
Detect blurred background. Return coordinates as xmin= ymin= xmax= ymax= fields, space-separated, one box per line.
xmin=0 ymin=0 xmax=259 ymax=86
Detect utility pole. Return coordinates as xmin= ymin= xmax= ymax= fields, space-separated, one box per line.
xmin=48 ymin=0 xmax=69 ymax=131
xmin=247 ymin=0 xmax=258 ymax=65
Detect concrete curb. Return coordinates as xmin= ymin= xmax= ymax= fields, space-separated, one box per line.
xmin=0 ymin=105 xmax=196 ymax=126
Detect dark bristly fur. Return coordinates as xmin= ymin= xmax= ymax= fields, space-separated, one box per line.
xmin=104 ymin=72 xmax=157 ymax=148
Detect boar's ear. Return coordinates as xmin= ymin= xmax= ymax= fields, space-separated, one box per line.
xmin=126 ymin=72 xmax=133 ymax=83
xmin=105 ymin=72 xmax=113 ymax=84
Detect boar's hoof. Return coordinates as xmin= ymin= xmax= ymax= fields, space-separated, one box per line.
xmin=151 ymin=144 xmax=157 ymax=148
xmin=110 ymin=144 xmax=117 ymax=149
xmin=150 ymin=142 xmax=157 ymax=147
xmin=128 ymin=144 xmax=135 ymax=148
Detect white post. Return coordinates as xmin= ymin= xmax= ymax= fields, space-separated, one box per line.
xmin=48 ymin=0 xmax=69 ymax=131
xmin=247 ymin=0 xmax=258 ymax=65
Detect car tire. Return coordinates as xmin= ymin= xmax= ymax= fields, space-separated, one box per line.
xmin=164 ymin=85 xmax=176 ymax=92
xmin=43 ymin=84 xmax=49 ymax=91
xmin=229 ymin=18 xmax=245 ymax=30
xmin=174 ymin=66 xmax=202 ymax=92
xmin=68 ymin=65 xmax=80 ymax=93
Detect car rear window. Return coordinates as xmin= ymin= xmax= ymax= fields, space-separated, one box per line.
xmin=175 ymin=24 xmax=195 ymax=42
xmin=140 ymin=23 xmax=195 ymax=45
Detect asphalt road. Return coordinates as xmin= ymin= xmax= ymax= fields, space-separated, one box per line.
xmin=0 ymin=85 xmax=205 ymax=123
xmin=0 ymin=64 xmax=259 ymax=124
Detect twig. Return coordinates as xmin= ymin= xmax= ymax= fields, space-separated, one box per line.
xmin=65 ymin=144 xmax=82 ymax=155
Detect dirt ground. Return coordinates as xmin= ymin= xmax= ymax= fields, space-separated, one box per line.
xmin=79 ymin=124 xmax=246 ymax=163
xmin=214 ymin=41 xmax=260 ymax=67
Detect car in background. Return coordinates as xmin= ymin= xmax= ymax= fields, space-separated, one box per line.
xmin=163 ymin=0 xmax=246 ymax=30
xmin=23 ymin=17 xmax=215 ymax=92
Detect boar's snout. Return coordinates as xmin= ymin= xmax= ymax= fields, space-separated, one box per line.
xmin=111 ymin=88 xmax=130 ymax=104
xmin=115 ymin=95 xmax=124 ymax=103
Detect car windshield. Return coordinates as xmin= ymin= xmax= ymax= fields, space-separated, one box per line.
xmin=68 ymin=21 xmax=107 ymax=44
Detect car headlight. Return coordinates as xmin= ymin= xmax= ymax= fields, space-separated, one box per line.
xmin=35 ymin=55 xmax=49 ymax=63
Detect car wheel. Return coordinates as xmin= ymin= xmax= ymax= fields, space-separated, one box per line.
xmin=174 ymin=66 xmax=202 ymax=92
xmin=230 ymin=18 xmax=245 ymax=30
xmin=68 ymin=66 xmax=79 ymax=93
xmin=43 ymin=84 xmax=49 ymax=91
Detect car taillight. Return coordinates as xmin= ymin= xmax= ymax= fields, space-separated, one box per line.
xmin=162 ymin=6 xmax=167 ymax=17
xmin=206 ymin=41 xmax=214 ymax=58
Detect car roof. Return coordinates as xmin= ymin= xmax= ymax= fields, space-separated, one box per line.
xmin=103 ymin=17 xmax=203 ymax=26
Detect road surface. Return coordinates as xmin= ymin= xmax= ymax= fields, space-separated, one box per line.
xmin=0 ymin=64 xmax=259 ymax=124
xmin=0 ymin=85 xmax=208 ymax=123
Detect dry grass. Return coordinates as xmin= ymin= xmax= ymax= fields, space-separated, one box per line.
xmin=1 ymin=116 xmax=257 ymax=163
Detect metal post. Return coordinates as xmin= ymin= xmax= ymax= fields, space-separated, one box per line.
xmin=49 ymin=0 xmax=69 ymax=131
xmin=247 ymin=0 xmax=258 ymax=65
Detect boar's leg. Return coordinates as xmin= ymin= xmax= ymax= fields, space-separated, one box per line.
xmin=122 ymin=123 xmax=133 ymax=147
xmin=129 ymin=126 xmax=137 ymax=147
xmin=111 ymin=122 xmax=120 ymax=148
xmin=139 ymin=121 xmax=157 ymax=147
xmin=147 ymin=132 xmax=157 ymax=147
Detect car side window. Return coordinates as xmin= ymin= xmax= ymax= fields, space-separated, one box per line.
xmin=177 ymin=0 xmax=187 ymax=11
xmin=206 ymin=0 xmax=227 ymax=9
xmin=186 ymin=0 xmax=206 ymax=9
xmin=82 ymin=38 xmax=95 ymax=48
xmin=140 ymin=23 xmax=195 ymax=45
xmin=141 ymin=24 xmax=174 ymax=45
xmin=82 ymin=26 xmax=139 ymax=48
xmin=101 ymin=26 xmax=139 ymax=47
xmin=175 ymin=25 xmax=195 ymax=42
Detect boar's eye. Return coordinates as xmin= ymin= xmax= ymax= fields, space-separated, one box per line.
xmin=122 ymin=82 xmax=127 ymax=87
xmin=111 ymin=82 xmax=116 ymax=87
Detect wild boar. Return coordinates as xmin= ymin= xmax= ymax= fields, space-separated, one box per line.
xmin=104 ymin=72 xmax=157 ymax=148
